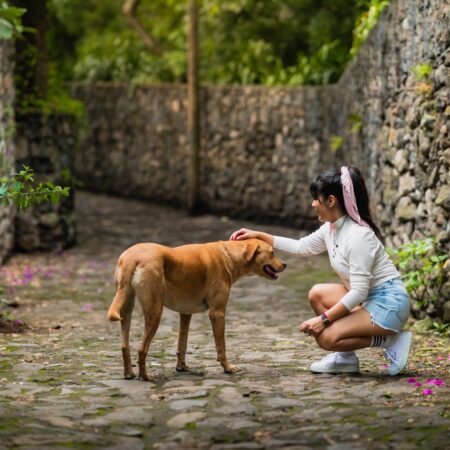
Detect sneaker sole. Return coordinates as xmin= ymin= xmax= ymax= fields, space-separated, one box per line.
xmin=388 ymin=331 xmax=413 ymax=376
xmin=310 ymin=365 xmax=360 ymax=374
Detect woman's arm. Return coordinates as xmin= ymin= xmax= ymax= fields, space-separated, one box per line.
xmin=229 ymin=228 xmax=274 ymax=245
xmin=230 ymin=226 xmax=327 ymax=257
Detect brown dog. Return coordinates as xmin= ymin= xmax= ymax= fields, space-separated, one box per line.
xmin=107 ymin=238 xmax=286 ymax=381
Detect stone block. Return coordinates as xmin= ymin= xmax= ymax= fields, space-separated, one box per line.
xmin=435 ymin=184 xmax=450 ymax=210
xmin=395 ymin=196 xmax=416 ymax=221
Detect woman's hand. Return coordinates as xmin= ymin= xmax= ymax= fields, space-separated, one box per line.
xmin=229 ymin=228 xmax=259 ymax=241
xmin=299 ymin=316 xmax=325 ymax=337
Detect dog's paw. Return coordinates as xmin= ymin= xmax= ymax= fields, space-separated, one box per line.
xmin=176 ymin=363 xmax=190 ymax=372
xmin=138 ymin=374 xmax=154 ymax=382
xmin=224 ymin=364 xmax=241 ymax=374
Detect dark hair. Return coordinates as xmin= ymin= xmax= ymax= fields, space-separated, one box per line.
xmin=310 ymin=166 xmax=384 ymax=243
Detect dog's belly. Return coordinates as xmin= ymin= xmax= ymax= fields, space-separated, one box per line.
xmin=163 ymin=296 xmax=209 ymax=315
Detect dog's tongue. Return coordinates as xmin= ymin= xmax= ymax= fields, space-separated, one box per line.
xmin=264 ymin=265 xmax=279 ymax=279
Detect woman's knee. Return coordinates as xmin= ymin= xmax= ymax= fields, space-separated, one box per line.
xmin=308 ymin=284 xmax=324 ymax=306
xmin=316 ymin=331 xmax=337 ymax=351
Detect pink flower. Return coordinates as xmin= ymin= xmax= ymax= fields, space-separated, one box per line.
xmin=422 ymin=389 xmax=433 ymax=395
xmin=406 ymin=378 xmax=417 ymax=384
xmin=426 ymin=378 xmax=445 ymax=386
xmin=81 ymin=303 xmax=93 ymax=312
xmin=379 ymin=363 xmax=389 ymax=369
xmin=436 ymin=356 xmax=444 ymax=361
xmin=413 ymin=383 xmax=422 ymax=388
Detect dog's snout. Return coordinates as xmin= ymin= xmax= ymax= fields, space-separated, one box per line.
xmin=282 ymin=263 xmax=287 ymax=271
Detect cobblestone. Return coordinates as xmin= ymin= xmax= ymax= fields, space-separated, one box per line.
xmin=0 ymin=191 xmax=449 ymax=449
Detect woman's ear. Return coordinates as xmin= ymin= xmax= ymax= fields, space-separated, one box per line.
xmin=327 ymin=195 xmax=336 ymax=207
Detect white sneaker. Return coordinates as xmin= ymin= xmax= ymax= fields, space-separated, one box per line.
xmin=310 ymin=352 xmax=360 ymax=374
xmin=383 ymin=331 xmax=412 ymax=376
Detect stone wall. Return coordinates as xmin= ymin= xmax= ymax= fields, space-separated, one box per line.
xmin=14 ymin=113 xmax=77 ymax=251
xmin=72 ymin=83 xmax=339 ymax=228
xmin=0 ymin=39 xmax=15 ymax=264
xmin=338 ymin=0 xmax=450 ymax=247
xmin=337 ymin=0 xmax=450 ymax=314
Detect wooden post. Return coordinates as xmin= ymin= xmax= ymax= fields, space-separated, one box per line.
xmin=187 ymin=0 xmax=200 ymax=213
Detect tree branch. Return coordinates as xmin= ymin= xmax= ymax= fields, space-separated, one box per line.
xmin=122 ymin=0 xmax=166 ymax=55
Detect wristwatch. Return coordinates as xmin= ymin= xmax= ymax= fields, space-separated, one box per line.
xmin=321 ymin=312 xmax=332 ymax=327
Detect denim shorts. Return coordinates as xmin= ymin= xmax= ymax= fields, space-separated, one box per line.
xmin=362 ymin=278 xmax=410 ymax=333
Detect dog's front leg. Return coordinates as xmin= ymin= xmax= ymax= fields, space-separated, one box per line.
xmin=209 ymin=305 xmax=240 ymax=374
xmin=176 ymin=314 xmax=191 ymax=372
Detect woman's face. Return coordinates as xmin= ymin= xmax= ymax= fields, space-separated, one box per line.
xmin=311 ymin=195 xmax=335 ymax=222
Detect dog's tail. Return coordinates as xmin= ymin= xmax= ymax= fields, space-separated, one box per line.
xmin=107 ymin=260 xmax=136 ymax=321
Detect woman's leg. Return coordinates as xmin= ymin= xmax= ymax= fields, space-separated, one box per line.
xmin=316 ymin=307 xmax=395 ymax=352
xmin=308 ymin=283 xmax=348 ymax=315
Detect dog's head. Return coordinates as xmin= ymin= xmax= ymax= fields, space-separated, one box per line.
xmin=242 ymin=239 xmax=286 ymax=280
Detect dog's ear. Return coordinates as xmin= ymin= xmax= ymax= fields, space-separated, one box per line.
xmin=243 ymin=241 xmax=260 ymax=262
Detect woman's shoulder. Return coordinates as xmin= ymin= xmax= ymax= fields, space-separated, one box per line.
xmin=345 ymin=219 xmax=377 ymax=240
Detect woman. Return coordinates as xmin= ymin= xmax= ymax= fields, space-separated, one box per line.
xmin=230 ymin=166 xmax=412 ymax=376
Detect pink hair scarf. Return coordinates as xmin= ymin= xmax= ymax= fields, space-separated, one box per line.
xmin=340 ymin=166 xmax=370 ymax=228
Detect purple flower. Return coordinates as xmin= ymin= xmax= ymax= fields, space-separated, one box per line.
xmin=406 ymin=378 xmax=417 ymax=384
xmin=21 ymin=267 xmax=34 ymax=285
xmin=81 ymin=303 xmax=93 ymax=312
xmin=413 ymin=383 xmax=422 ymax=388
xmin=426 ymin=378 xmax=445 ymax=386
xmin=422 ymin=389 xmax=433 ymax=395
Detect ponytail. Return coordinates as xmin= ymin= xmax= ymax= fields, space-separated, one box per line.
xmin=347 ymin=166 xmax=384 ymax=244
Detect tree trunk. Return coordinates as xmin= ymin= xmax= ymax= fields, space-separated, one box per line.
xmin=187 ymin=0 xmax=200 ymax=214
xmin=13 ymin=0 xmax=48 ymax=103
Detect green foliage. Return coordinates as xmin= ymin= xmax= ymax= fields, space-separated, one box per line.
xmin=330 ymin=135 xmax=344 ymax=152
xmin=412 ymin=63 xmax=433 ymax=81
xmin=0 ymin=1 xmax=26 ymax=39
xmin=388 ymin=238 xmax=448 ymax=318
xmin=350 ymin=0 xmax=389 ymax=57
xmin=0 ymin=165 xmax=70 ymax=211
xmin=47 ymin=0 xmax=370 ymax=86
xmin=348 ymin=113 xmax=363 ymax=134
xmin=412 ymin=317 xmax=450 ymax=338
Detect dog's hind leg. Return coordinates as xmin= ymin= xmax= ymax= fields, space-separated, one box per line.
xmin=136 ymin=287 xmax=164 ymax=382
xmin=176 ymin=314 xmax=192 ymax=372
xmin=120 ymin=295 xmax=136 ymax=379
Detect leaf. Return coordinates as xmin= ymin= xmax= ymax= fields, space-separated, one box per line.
xmin=0 ymin=17 xmax=13 ymax=39
xmin=0 ymin=182 xmax=8 ymax=196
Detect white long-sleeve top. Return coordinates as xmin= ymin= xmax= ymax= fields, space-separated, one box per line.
xmin=273 ymin=215 xmax=400 ymax=310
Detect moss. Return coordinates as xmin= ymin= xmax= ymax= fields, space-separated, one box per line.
xmin=95 ymin=406 xmax=114 ymax=417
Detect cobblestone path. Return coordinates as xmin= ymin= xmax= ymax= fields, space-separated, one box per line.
xmin=0 ymin=191 xmax=449 ymax=449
